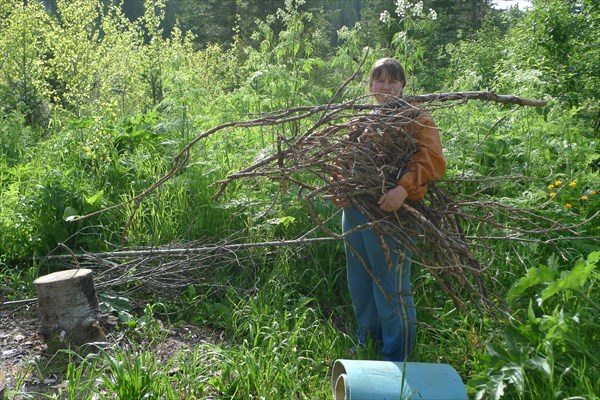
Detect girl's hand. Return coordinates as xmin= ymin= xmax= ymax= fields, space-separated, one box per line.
xmin=378 ymin=185 xmax=408 ymax=212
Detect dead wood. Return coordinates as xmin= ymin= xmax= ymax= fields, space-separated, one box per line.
xmin=59 ymin=91 xmax=599 ymax=316
xmin=406 ymin=91 xmax=547 ymax=107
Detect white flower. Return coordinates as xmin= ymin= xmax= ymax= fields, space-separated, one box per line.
xmin=394 ymin=31 xmax=407 ymax=42
xmin=429 ymin=8 xmax=438 ymax=21
xmin=250 ymin=71 xmax=264 ymax=81
xmin=412 ymin=1 xmax=424 ymax=17
xmin=380 ymin=10 xmax=392 ymax=24
xmin=395 ymin=0 xmax=407 ymax=17
xmin=337 ymin=26 xmax=350 ymax=40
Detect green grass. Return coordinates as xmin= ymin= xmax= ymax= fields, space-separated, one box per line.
xmin=4 ymin=253 xmax=598 ymax=399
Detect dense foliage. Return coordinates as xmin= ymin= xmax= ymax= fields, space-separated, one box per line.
xmin=1 ymin=0 xmax=598 ymax=398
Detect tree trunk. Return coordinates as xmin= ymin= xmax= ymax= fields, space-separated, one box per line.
xmin=33 ymin=269 xmax=106 ymax=352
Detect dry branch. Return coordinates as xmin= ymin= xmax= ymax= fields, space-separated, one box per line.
xmin=41 ymin=237 xmax=336 ymax=261
xmin=406 ymin=91 xmax=547 ymax=107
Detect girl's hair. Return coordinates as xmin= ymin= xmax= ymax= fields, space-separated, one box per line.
xmin=368 ymin=58 xmax=406 ymax=94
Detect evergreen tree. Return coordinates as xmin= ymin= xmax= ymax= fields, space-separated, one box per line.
xmin=176 ymin=0 xmax=284 ymax=48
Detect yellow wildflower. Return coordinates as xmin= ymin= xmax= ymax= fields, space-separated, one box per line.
xmin=547 ymin=184 xmax=555 ymax=189
xmin=555 ymin=180 xmax=563 ymax=186
xmin=581 ymin=195 xmax=589 ymax=200
xmin=549 ymin=192 xmax=556 ymax=197
xmin=591 ymin=190 xmax=597 ymax=195
xmin=566 ymin=203 xmax=572 ymax=209
xmin=569 ymin=181 xmax=577 ymax=187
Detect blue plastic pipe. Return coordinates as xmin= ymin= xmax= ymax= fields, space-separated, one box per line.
xmin=331 ymin=360 xmax=468 ymax=400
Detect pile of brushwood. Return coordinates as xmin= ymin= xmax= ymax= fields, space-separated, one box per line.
xmin=49 ymin=91 xmax=597 ymax=317
xmin=209 ymin=93 xmax=580 ymax=315
xmin=299 ymin=102 xmax=485 ymax=312
xmin=214 ymin=98 xmax=494 ymax=313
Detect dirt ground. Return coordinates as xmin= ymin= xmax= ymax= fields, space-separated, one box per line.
xmin=1 ymin=303 xmax=45 ymax=397
xmin=0 ymin=301 xmax=214 ymax=398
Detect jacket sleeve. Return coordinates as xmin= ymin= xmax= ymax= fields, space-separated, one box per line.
xmin=397 ymin=114 xmax=446 ymax=200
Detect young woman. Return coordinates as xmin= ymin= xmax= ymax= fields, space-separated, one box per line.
xmin=340 ymin=57 xmax=446 ymax=361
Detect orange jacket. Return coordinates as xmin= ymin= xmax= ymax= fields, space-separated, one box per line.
xmin=397 ymin=113 xmax=446 ymax=200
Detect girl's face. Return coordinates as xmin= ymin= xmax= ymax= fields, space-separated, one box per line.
xmin=370 ymin=70 xmax=405 ymax=104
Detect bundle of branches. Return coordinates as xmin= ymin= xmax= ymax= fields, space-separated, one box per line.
xmin=74 ymin=91 xmax=598 ymax=315
xmin=215 ymin=102 xmax=493 ymax=313
xmin=42 ymin=238 xmax=312 ymax=296
xmin=5 ymin=236 xmax=337 ymax=308
xmin=43 ymin=242 xmax=252 ymax=295
xmin=209 ymin=97 xmax=594 ymax=314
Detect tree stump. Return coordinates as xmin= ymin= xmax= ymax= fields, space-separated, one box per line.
xmin=0 ymin=370 xmax=5 ymax=400
xmin=33 ymin=269 xmax=106 ymax=352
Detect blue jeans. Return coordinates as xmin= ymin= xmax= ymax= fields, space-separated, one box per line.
xmin=342 ymin=206 xmax=416 ymax=361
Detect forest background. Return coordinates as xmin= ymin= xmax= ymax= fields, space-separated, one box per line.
xmin=1 ymin=0 xmax=599 ymax=398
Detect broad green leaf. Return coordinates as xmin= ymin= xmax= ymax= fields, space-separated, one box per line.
xmin=488 ymin=374 xmax=506 ymax=400
xmin=473 ymin=387 xmax=485 ymax=400
xmin=117 ymin=310 xmax=134 ymax=322
xmin=99 ymin=293 xmax=132 ymax=312
xmin=486 ymin=342 xmax=511 ymax=363
xmin=525 ymin=356 xmax=551 ymax=377
xmin=527 ymin=299 xmax=538 ymax=324
xmin=542 ymin=257 xmax=596 ymax=301
xmin=504 ymin=326 xmax=532 ymax=358
xmin=501 ymin=364 xmax=524 ymax=393
xmin=588 ymin=251 xmax=600 ymax=265
xmin=62 ymin=206 xmax=80 ymax=221
xmin=85 ymin=189 xmax=104 ymax=206
xmin=507 ymin=265 xmax=556 ymax=303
